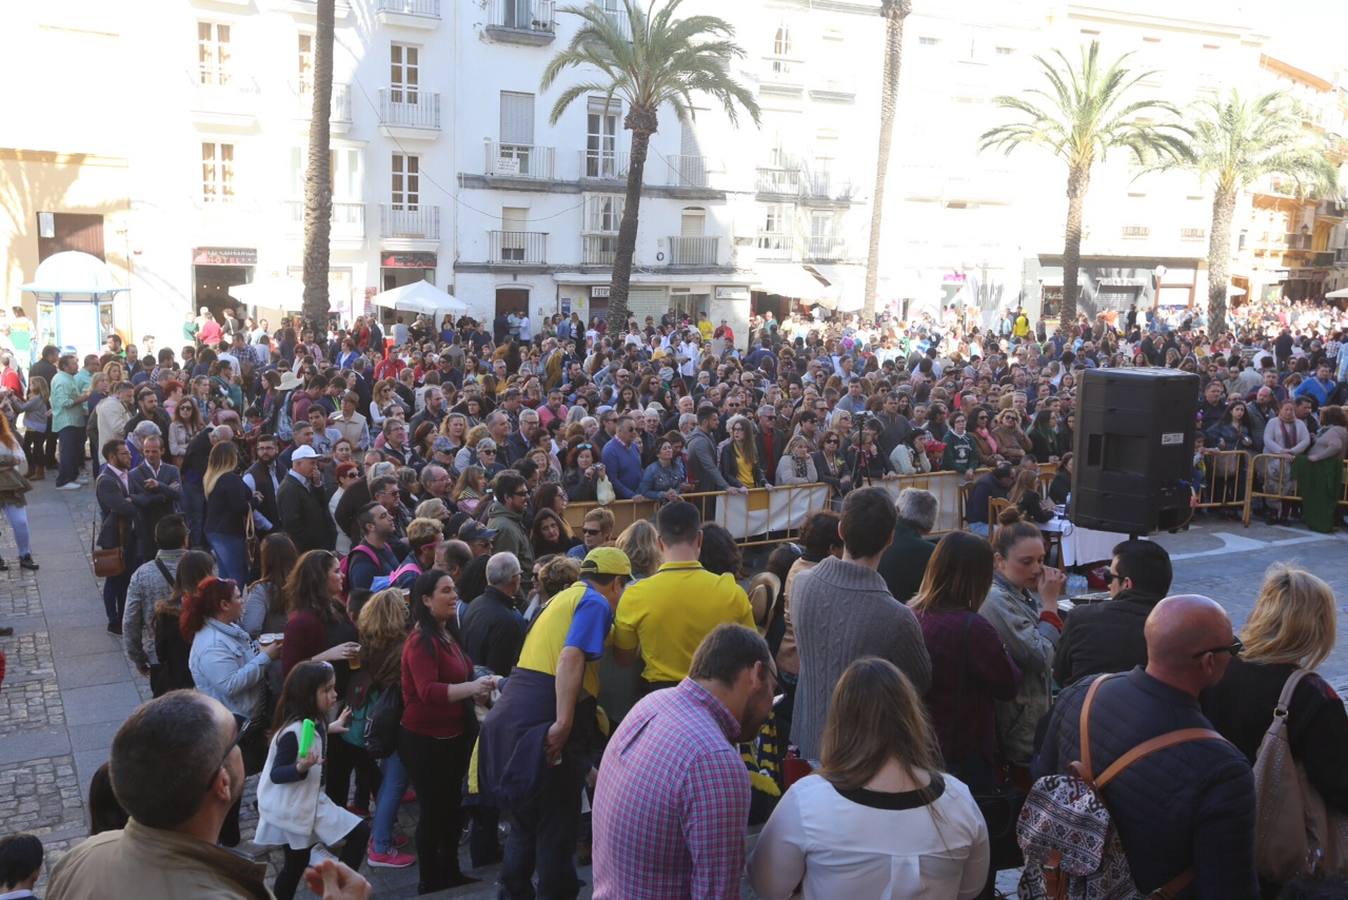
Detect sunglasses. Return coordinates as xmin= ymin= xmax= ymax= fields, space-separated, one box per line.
xmin=583 ymin=527 xmax=602 ymax=536
xmin=479 ymin=448 xmax=496 ymax=455
xmin=1191 ymin=636 xmax=1244 ymax=659
xmin=205 ymin=712 xmax=249 ymax=794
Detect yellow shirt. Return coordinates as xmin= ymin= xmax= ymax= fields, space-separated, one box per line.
xmin=698 ymin=319 xmax=713 ymax=341
xmin=515 ymin=581 xmax=613 ymax=698
xmin=612 ymin=561 xmax=755 ymax=683
xmin=736 ymin=451 xmax=755 ymax=488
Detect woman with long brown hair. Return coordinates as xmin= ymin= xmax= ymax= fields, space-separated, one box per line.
xmin=750 ymin=656 xmax=989 ymax=898
xmin=910 ymin=532 xmax=1020 ymax=788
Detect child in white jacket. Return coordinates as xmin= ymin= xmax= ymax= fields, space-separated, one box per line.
xmin=256 ymin=661 xmax=368 ymax=900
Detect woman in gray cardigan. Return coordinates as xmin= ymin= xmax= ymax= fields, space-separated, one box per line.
xmin=978 ymin=511 xmax=1065 ymax=768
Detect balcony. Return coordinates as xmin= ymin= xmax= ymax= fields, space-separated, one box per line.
xmin=484 ymin=141 xmax=557 ymax=180
xmin=1122 ymin=225 xmax=1150 ymax=239
xmin=662 ymin=154 xmax=710 ymax=188
xmin=761 ymin=56 xmax=804 ymax=92
xmin=805 ymin=236 xmax=845 ymax=260
xmin=1317 ymin=199 xmax=1347 ymax=218
xmin=1336 ymin=248 xmax=1348 ymax=264
xmin=598 ymin=5 xmax=633 ymax=41
xmin=1284 ymin=232 xmax=1313 ymax=250
xmin=1312 ymin=251 xmax=1336 ymax=267
xmin=284 ymin=200 xmax=366 ymax=241
xmin=378 ymin=89 xmax=440 ymax=139
xmin=583 ymin=234 xmax=618 ymax=266
xmin=1180 ymin=227 xmax=1206 ymax=242
xmin=488 ymin=230 xmax=549 ymax=265
xmin=756 ymin=166 xmax=801 ymax=195
xmin=278 ymin=0 xmax=352 ymax=16
xmin=375 ymin=0 xmax=440 ymax=28
xmin=486 ymin=0 xmax=556 ymax=44
xmin=809 ymin=73 xmax=857 ymax=102
xmin=666 ymin=236 xmax=719 ymax=267
xmin=379 ymin=205 xmax=440 ymax=243
xmin=294 ymin=82 xmax=352 ymax=133
xmin=755 ymin=233 xmax=794 ymax=260
xmin=189 ymin=70 xmax=260 ymax=129
xmin=580 ymin=149 xmax=630 ymax=181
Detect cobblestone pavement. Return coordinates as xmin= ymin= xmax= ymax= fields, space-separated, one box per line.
xmin=2 ymin=480 xmax=1344 ymax=897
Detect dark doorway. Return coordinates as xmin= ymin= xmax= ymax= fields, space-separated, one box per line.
xmin=194 ymin=265 xmax=253 ymax=317
xmin=495 ymin=287 xmax=529 ymax=320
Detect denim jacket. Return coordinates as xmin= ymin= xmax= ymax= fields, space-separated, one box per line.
xmin=189 ymin=617 xmax=270 ymax=720
xmin=638 ymin=459 xmax=686 ymax=499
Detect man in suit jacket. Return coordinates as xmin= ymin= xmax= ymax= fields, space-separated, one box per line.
xmin=97 ymin=439 xmax=139 ymax=634
xmin=754 ymin=404 xmax=788 ymax=485
xmin=276 ymin=445 xmax=336 ymax=554
xmin=128 ymin=434 xmax=181 ymax=562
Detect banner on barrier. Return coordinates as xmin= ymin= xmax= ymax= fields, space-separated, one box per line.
xmin=707 ymin=483 xmax=833 ymax=539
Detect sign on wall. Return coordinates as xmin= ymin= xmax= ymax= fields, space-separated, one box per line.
xmin=193 ymin=247 xmax=257 ymax=266
xmin=380 ymin=251 xmax=438 ymax=269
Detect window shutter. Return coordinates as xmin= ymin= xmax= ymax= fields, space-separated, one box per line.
xmin=499 ymin=92 xmax=535 ymax=145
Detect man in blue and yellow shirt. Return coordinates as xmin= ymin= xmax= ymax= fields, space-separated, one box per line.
xmin=477 ymin=546 xmax=631 ymax=900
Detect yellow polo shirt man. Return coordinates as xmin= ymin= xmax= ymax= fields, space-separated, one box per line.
xmin=612 ymin=501 xmax=755 ymax=688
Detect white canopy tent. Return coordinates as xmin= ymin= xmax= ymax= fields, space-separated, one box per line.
xmin=227 ymin=274 xmax=305 ymax=311
xmin=21 ymin=251 xmax=126 ymax=297
xmin=754 ymin=264 xmax=834 ymax=303
xmin=371 ymin=280 xmax=467 ymax=316
xmin=1325 ymin=288 xmax=1348 ymax=299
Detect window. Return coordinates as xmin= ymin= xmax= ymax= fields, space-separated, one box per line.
xmin=391 ymin=153 xmax=420 ymax=209
xmin=773 ymin=24 xmax=791 ymax=57
xmin=390 ymin=44 xmax=419 ymax=104
xmin=585 ymin=97 xmax=620 ymax=177
xmin=585 ymin=194 xmax=623 ymax=233
xmin=201 ymin=142 xmax=235 ymax=202
xmin=198 ymin=22 xmax=231 ymax=85
xmin=501 ymin=207 xmax=528 ymax=259
xmin=291 ymin=147 xmax=359 ymax=198
xmin=298 ymin=33 xmax=314 ymax=93
xmin=757 ymin=204 xmax=791 ymax=253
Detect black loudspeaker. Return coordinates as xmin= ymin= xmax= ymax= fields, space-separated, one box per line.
xmin=1070 ymin=368 xmax=1200 ymax=535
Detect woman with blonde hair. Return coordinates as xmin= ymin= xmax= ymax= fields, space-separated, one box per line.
xmin=202 ymin=440 xmax=251 ymax=587
xmin=717 ymin=414 xmax=764 ymax=488
xmin=452 ymin=465 xmax=487 ymax=515
xmin=616 ymin=518 xmax=662 ymax=581
xmin=776 ymin=434 xmax=819 ymax=486
xmin=454 ymin=424 xmax=490 ymax=472
xmin=19 ymin=374 xmax=50 ymax=481
xmin=1202 ymin=564 xmax=1348 ymax=816
xmin=1005 ymin=466 xmax=1053 ymax=524
xmin=750 ymin=656 xmax=989 ymax=898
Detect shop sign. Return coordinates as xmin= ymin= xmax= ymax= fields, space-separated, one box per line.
xmin=193 ymin=246 xmax=257 ymax=266
xmin=380 ymin=251 xmax=438 ymax=269
xmin=591 ymin=285 xmax=611 ymax=298
xmin=715 ymin=286 xmax=750 ymax=301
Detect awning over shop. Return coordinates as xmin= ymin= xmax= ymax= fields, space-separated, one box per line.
xmin=804 ymin=264 xmax=867 ymax=311
xmin=228 ymin=274 xmax=305 ymax=311
xmin=754 ymin=264 xmax=833 ymax=302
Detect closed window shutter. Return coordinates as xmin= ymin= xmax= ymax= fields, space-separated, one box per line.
xmin=500 ymin=92 xmax=534 ymax=145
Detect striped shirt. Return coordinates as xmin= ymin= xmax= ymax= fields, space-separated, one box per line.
xmin=592 ymin=679 xmax=749 ymax=900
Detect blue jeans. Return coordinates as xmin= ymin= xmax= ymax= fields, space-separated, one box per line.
xmin=371 ymin=751 xmax=408 ymax=853
xmin=57 ymin=425 xmax=83 ymax=486
xmin=968 ymin=521 xmax=990 ymax=537
xmin=207 ymin=532 xmax=248 ymax=587
xmin=500 ymin=752 xmax=586 ymax=900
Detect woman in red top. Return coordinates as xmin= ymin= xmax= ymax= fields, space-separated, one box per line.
xmin=400 ymin=568 xmax=496 ymax=894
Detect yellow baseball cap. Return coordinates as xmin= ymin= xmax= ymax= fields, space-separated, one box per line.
xmin=580 ymin=547 xmax=632 ymax=577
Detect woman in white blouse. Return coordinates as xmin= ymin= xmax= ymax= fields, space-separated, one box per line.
xmin=749 ymin=657 xmax=989 ymax=900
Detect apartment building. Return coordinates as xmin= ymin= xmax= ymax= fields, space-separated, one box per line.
xmin=453 ymin=0 xmax=881 ymax=335
xmin=883 ymin=1 xmax=1272 ymax=323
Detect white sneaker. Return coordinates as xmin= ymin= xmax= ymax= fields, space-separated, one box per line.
xmin=58 ymin=482 xmax=82 ymax=491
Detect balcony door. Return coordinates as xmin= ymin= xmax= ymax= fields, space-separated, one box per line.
xmin=501 ymin=207 xmax=528 ymax=261
xmin=586 ymin=97 xmax=620 ymax=177
xmin=499 ymin=91 xmax=536 ymax=175
xmin=198 ymin=21 xmax=231 ymax=85
xmin=390 ymin=44 xmax=419 ymax=104
xmin=391 ymin=153 xmax=420 ymax=210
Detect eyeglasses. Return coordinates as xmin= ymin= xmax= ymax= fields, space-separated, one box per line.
xmin=1104 ymin=569 xmax=1127 ymax=583
xmin=1191 ymin=636 xmax=1244 ymax=659
xmin=583 ymin=527 xmax=602 ymax=536
xmin=205 ymin=712 xmax=249 ymax=795
xmin=479 ymin=449 xmax=496 ymax=455
xmin=513 ymin=489 xmax=529 ymax=497
xmin=824 ymin=438 xmax=840 ymax=445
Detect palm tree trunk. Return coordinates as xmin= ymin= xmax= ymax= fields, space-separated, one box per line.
xmin=301 ymin=0 xmax=335 ymax=340
xmin=611 ymin=108 xmax=657 ymax=330
xmin=862 ymin=0 xmax=910 ymax=319
xmin=1060 ymin=164 xmax=1089 ymax=329
xmin=1205 ymin=187 xmax=1236 ymax=336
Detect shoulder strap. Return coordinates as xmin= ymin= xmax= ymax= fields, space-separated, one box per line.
xmin=1095 ymin=728 xmax=1227 ymax=790
xmin=154 ymin=560 xmax=174 ymax=588
xmin=1276 ymin=667 xmax=1310 ymax=714
xmin=1076 ymin=672 xmax=1122 ymax=783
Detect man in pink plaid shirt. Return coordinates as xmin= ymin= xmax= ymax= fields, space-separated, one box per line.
xmin=591 ymin=624 xmax=778 ymax=899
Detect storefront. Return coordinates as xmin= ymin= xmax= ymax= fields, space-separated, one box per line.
xmin=379 ymin=251 xmax=437 ymax=292
xmin=1029 ymin=256 xmax=1200 ymax=321
xmin=193 ymin=246 xmax=256 ymax=316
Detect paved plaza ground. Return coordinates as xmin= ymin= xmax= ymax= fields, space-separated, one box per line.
xmin=2 ymin=479 xmax=1345 ymax=897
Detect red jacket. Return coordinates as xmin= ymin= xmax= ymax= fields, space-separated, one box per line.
xmin=400 ymin=629 xmax=473 ymax=738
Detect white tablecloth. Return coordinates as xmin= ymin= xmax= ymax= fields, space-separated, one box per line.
xmin=1040 ymin=517 xmax=1134 ymax=567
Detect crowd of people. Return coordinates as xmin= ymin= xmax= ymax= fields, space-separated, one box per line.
xmin=0 ymin=295 xmax=1346 ymax=898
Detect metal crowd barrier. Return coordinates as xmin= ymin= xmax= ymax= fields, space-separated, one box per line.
xmin=1242 ymin=453 xmax=1348 ymax=526
xmin=1194 ymin=450 xmax=1250 ymax=514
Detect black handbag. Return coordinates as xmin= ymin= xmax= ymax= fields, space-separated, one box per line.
xmin=950 ymin=613 xmax=1025 ymax=873
xmin=362 ymin=681 xmax=404 ymax=759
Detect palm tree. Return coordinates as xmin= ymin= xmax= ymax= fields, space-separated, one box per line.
xmin=862 ymin=0 xmax=912 ymax=320
xmin=543 ymin=0 xmax=759 ymax=329
xmin=300 ymin=0 xmax=335 ymax=339
xmin=979 ymin=41 xmax=1190 ymax=328
xmin=1172 ymin=90 xmax=1337 ymax=335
